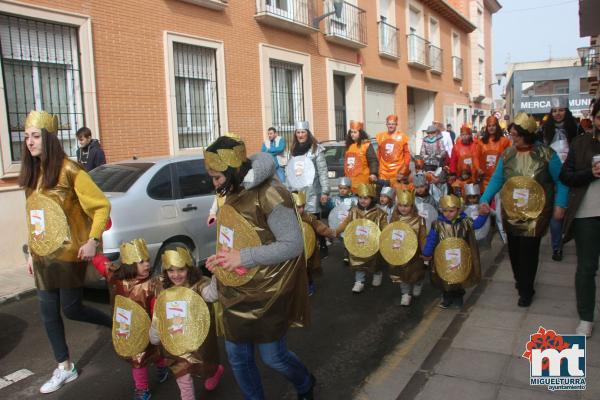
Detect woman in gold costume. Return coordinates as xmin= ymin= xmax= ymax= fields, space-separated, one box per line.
xmin=19 ymin=111 xmax=111 ymax=394
xmin=480 ymin=112 xmax=569 ymax=307
xmin=204 ymin=136 xmax=315 ymax=400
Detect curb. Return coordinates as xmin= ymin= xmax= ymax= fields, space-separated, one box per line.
xmin=0 ymin=287 xmax=37 ymax=306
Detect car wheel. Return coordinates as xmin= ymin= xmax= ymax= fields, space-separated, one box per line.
xmin=153 ymin=241 xmax=194 ymax=276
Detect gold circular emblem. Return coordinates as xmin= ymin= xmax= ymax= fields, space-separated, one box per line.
xmin=301 ymin=221 xmax=316 ymax=260
xmin=112 ymin=295 xmax=151 ymax=357
xmin=434 ymin=237 xmax=472 ymax=284
xmin=500 ymin=176 xmax=545 ymax=220
xmin=343 ymin=219 xmax=381 ymax=258
xmin=380 ymin=221 xmax=418 ymax=266
xmin=155 ymin=287 xmax=210 ymax=357
xmin=26 ymin=192 xmax=70 ymax=256
xmin=214 ymin=204 xmax=260 ymax=287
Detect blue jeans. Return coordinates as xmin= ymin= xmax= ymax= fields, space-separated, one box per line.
xmin=275 ymin=166 xmax=286 ymax=183
xmin=225 ymin=337 xmax=311 ymax=400
xmin=38 ymin=288 xmax=112 ymax=363
xmin=550 ymin=217 xmax=563 ymax=252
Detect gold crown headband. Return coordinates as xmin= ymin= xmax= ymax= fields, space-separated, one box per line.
xmin=439 ymin=195 xmax=462 ymax=210
xmin=25 ymin=110 xmax=58 ymax=134
xmin=120 ymin=239 xmax=150 ymax=265
xmin=356 ymin=183 xmax=376 ymax=198
xmin=161 ymin=247 xmax=194 ymax=270
xmin=396 ymin=190 xmax=415 ymax=206
xmin=513 ymin=112 xmax=537 ymax=134
xmin=292 ymin=192 xmax=306 ymax=207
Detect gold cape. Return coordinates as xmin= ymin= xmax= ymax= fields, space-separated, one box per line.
xmin=27 ymin=158 xmax=110 ymax=290
xmin=500 ymin=144 xmax=555 ymax=237
xmin=156 ymin=278 xmax=220 ymax=378
xmin=429 ymin=215 xmax=481 ymax=290
xmin=337 ymin=206 xmax=388 ymax=273
xmin=217 ymin=178 xmax=309 ymax=343
xmin=387 ymin=210 xmax=427 ymax=284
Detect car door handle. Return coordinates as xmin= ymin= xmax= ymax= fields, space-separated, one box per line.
xmin=182 ymin=204 xmax=197 ymax=212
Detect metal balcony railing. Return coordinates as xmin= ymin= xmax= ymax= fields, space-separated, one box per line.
xmin=429 ymin=44 xmax=443 ymax=73
xmin=378 ymin=19 xmax=399 ymax=59
xmin=452 ymin=56 xmax=463 ymax=80
xmin=407 ymin=33 xmax=430 ymax=68
xmin=577 ymin=45 xmax=600 ymax=70
xmin=324 ymin=0 xmax=367 ymax=48
xmin=256 ymin=0 xmax=317 ymax=32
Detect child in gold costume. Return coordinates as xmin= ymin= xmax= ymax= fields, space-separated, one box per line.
xmin=293 ymin=192 xmax=336 ymax=296
xmin=388 ymin=190 xmax=427 ymax=306
xmin=422 ymin=195 xmax=488 ymax=308
xmin=150 ymin=246 xmax=223 ymax=400
xmin=336 ymin=183 xmax=388 ymax=294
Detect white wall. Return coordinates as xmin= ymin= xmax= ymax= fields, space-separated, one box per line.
xmin=0 ymin=189 xmax=27 ymax=270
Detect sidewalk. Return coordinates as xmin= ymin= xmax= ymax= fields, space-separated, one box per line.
xmin=361 ymin=239 xmax=599 ymax=400
xmin=0 ymin=259 xmax=34 ymax=304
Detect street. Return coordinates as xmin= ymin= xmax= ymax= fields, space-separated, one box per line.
xmin=0 ymin=239 xmax=498 ymax=399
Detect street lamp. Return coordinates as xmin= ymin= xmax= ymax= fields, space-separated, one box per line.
xmin=313 ymin=0 xmax=344 ymax=28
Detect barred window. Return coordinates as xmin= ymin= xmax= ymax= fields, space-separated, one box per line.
xmin=270 ymin=60 xmax=304 ymax=148
xmin=174 ymin=42 xmax=220 ymax=149
xmin=0 ymin=14 xmax=84 ymax=161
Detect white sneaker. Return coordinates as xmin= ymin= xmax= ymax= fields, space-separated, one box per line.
xmin=372 ymin=273 xmax=383 ymax=287
xmin=576 ymin=320 xmax=593 ymax=337
xmin=412 ymin=283 xmax=423 ymax=297
xmin=40 ymin=364 xmax=78 ymax=394
xmin=352 ymin=281 xmax=365 ymax=293
xmin=400 ymin=294 xmax=412 ymax=306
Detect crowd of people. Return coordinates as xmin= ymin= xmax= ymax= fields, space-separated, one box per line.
xmin=20 ymin=97 xmax=600 ymax=400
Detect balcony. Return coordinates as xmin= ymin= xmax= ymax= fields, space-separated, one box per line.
xmin=429 ymin=44 xmax=443 ymax=74
xmin=407 ymin=33 xmax=430 ymax=69
xmin=178 ymin=0 xmax=227 ymax=10
xmin=452 ymin=56 xmax=463 ymax=81
xmin=324 ymin=0 xmax=367 ymax=49
xmin=378 ymin=19 xmax=399 ymax=60
xmin=255 ymin=0 xmax=318 ymax=35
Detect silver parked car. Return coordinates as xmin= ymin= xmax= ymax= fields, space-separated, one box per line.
xmin=85 ymin=154 xmax=217 ymax=285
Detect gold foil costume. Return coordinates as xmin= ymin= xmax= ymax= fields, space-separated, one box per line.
xmin=27 ymin=158 xmax=111 ymax=290
xmin=300 ymin=212 xmax=335 ymax=274
xmin=156 ymin=278 xmax=220 ymax=379
xmin=388 ymin=209 xmax=427 ymax=284
xmin=500 ymin=145 xmax=555 ymax=237
xmin=217 ymin=180 xmax=310 ymax=343
xmin=336 ymin=206 xmax=388 ymax=273
xmin=429 ymin=216 xmax=481 ymax=291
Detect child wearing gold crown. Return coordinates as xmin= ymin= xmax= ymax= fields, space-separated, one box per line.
xmin=149 ymin=245 xmax=224 ymax=400
xmin=335 ymin=183 xmax=388 ymax=293
xmin=422 ymin=195 xmax=489 ymax=308
xmin=293 ymin=191 xmax=336 ymax=296
xmin=389 ymin=190 xmax=428 ymax=306
xmin=91 ymin=239 xmax=168 ymax=400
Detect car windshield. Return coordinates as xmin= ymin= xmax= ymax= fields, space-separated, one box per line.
xmin=323 ymin=145 xmax=345 ymax=167
xmin=90 ymin=163 xmax=153 ymax=192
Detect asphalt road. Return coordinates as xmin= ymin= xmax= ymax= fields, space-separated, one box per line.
xmin=0 ymin=239 xmax=493 ymax=399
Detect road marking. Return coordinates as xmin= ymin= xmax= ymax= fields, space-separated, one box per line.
xmin=0 ymin=369 xmax=34 ymax=390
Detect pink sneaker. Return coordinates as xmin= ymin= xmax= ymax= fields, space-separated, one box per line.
xmin=204 ymin=364 xmax=224 ymax=391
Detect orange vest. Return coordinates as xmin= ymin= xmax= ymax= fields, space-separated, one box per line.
xmin=344 ymin=142 xmax=370 ymax=192
xmin=376 ymin=131 xmax=410 ymax=181
xmin=477 ymin=136 xmax=511 ymax=190
xmin=394 ymin=181 xmax=414 ymax=191
xmin=453 ymin=141 xmax=479 ymax=177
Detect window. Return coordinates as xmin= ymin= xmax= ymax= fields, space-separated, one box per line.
xmin=476 ymin=8 xmax=484 ymax=46
xmin=580 ymin=78 xmax=590 ymax=94
xmin=521 ymin=80 xmax=569 ymax=96
xmin=175 ymin=159 xmax=213 ymax=198
xmin=147 ymin=165 xmax=174 ymax=200
xmin=429 ymin=18 xmax=439 ymax=46
xmin=452 ymin=32 xmax=460 ymax=57
xmin=270 ymin=60 xmax=305 ymax=149
xmin=90 ymin=163 xmax=153 ymax=193
xmin=173 ymin=42 xmax=220 ymax=149
xmin=0 ymin=14 xmax=84 ymax=161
